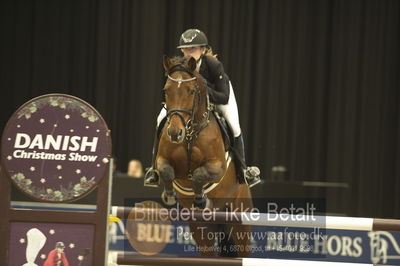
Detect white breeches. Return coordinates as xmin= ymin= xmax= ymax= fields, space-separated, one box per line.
xmin=157 ymin=106 xmax=167 ymax=126
xmin=157 ymin=81 xmax=242 ymax=137
xmin=216 ymin=82 xmax=241 ymax=137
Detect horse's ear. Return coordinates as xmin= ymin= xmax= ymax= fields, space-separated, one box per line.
xmin=163 ymin=55 xmax=172 ymax=71
xmin=188 ymin=57 xmax=197 ymax=72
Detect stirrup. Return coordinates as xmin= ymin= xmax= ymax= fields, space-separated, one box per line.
xmin=244 ymin=166 xmax=261 ymax=188
xmin=144 ymin=168 xmax=160 ymax=187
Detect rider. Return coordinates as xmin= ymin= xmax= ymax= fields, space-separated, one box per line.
xmin=144 ymin=29 xmax=260 ymax=187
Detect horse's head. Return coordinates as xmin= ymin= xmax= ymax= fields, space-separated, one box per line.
xmin=162 ymin=56 xmax=204 ymax=144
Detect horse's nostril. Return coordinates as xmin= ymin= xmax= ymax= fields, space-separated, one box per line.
xmin=167 ymin=128 xmax=171 ymax=137
xmin=179 ymin=129 xmax=183 ymax=137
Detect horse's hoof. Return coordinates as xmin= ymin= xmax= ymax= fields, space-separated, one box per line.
xmin=161 ymin=191 xmax=177 ymax=206
xmin=193 ymin=197 xmax=209 ymax=209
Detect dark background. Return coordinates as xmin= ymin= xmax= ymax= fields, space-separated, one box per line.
xmin=1 ymin=0 xmax=399 ymax=218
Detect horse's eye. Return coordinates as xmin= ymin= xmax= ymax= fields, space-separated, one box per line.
xmin=190 ymin=90 xmax=196 ymax=95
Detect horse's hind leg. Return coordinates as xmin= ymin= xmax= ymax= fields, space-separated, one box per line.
xmin=158 ymin=159 xmax=177 ymax=205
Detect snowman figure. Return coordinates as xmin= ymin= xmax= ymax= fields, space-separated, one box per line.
xmin=23 ymin=228 xmax=47 ymax=266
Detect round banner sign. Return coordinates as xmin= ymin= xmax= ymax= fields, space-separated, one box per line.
xmin=1 ymin=94 xmax=112 ymax=202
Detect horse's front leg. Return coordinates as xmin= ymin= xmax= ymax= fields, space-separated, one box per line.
xmin=157 ymin=158 xmax=177 ymax=206
xmin=192 ymin=161 xmax=224 ymax=209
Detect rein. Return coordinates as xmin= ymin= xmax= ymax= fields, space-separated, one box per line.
xmin=166 ymin=66 xmax=212 ymax=179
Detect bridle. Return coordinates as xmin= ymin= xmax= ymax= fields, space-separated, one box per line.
xmin=166 ymin=72 xmax=199 ymax=136
xmin=165 ymin=65 xmax=210 ymax=141
xmin=165 ymin=64 xmax=212 ymax=178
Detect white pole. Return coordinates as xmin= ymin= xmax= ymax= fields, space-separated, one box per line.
xmin=241 ymin=213 xmax=374 ymax=231
xmin=242 ymin=258 xmax=374 ymax=266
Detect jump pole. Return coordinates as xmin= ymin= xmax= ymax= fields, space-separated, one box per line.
xmin=111 ymin=206 xmax=400 ymax=232
xmin=110 ymin=253 xmax=392 ymax=266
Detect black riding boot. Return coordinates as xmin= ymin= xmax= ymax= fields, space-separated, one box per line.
xmin=233 ymin=134 xmax=261 ymax=187
xmin=144 ymin=127 xmax=161 ymax=187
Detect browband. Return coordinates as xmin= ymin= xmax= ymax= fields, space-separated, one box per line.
xmin=168 ymin=64 xmax=194 ymax=76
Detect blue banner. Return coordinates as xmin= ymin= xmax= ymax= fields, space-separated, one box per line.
xmin=108 ymin=221 xmax=400 ymax=265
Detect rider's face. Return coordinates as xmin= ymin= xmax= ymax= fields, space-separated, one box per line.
xmin=56 ymin=247 xmax=64 ymax=254
xmin=181 ymin=46 xmax=204 ymax=60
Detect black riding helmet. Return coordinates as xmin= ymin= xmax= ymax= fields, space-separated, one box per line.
xmin=177 ymin=29 xmax=208 ymax=48
xmin=55 ymin=242 xmax=65 ymax=249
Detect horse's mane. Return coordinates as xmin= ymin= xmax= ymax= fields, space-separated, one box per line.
xmin=169 ymin=56 xmax=190 ymax=67
xmin=167 ymin=56 xmax=206 ymax=89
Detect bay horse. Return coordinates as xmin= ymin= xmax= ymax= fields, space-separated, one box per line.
xmin=155 ymin=55 xmax=253 ymax=256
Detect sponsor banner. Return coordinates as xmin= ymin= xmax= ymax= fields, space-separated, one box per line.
xmin=108 ymin=198 xmax=399 ymax=264
xmin=108 ymin=221 xmax=400 ymax=265
xmin=1 ymin=94 xmax=112 ymax=202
